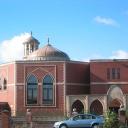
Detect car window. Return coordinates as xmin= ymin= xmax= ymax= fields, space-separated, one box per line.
xmin=73 ymin=115 xmax=83 ymax=120
xmin=92 ymin=115 xmax=96 ymax=119
xmin=84 ymin=115 xmax=96 ymax=119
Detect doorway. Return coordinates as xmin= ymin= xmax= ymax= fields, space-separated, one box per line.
xmin=90 ymin=100 xmax=103 ymax=115
xmin=72 ymin=100 xmax=84 ymax=114
xmin=109 ymin=99 xmax=121 ymax=114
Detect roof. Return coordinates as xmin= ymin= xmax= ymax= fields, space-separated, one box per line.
xmin=26 ymin=43 xmax=70 ymax=61
xmin=23 ymin=35 xmax=40 ymax=45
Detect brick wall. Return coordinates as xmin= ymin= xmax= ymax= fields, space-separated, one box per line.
xmin=90 ymin=61 xmax=128 ymax=94
xmin=15 ymin=61 xmax=65 ymax=116
xmin=0 ymin=63 xmax=15 ymax=114
xmin=1 ymin=110 xmax=11 ymax=128
xmin=66 ymin=62 xmax=90 ymax=95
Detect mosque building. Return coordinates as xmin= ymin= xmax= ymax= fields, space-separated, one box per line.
xmin=0 ymin=34 xmax=128 ymax=118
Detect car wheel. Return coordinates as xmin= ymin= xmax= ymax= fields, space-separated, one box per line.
xmin=92 ymin=124 xmax=99 ymax=128
xmin=59 ymin=124 xmax=68 ymax=128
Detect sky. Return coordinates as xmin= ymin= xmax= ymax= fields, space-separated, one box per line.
xmin=0 ymin=0 xmax=128 ymax=63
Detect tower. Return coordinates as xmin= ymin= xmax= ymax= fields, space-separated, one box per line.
xmin=23 ymin=32 xmax=40 ymax=59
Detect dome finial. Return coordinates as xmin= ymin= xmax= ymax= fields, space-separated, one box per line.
xmin=48 ymin=37 xmax=50 ymax=45
xmin=30 ymin=31 xmax=32 ymax=36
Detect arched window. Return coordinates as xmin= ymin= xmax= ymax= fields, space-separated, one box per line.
xmin=0 ymin=77 xmax=7 ymax=90
xmin=0 ymin=78 xmax=2 ymax=90
xmin=42 ymin=75 xmax=54 ymax=105
xmin=27 ymin=75 xmax=38 ymax=105
xmin=3 ymin=78 xmax=7 ymax=90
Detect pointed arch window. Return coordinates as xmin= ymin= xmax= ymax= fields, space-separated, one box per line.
xmin=42 ymin=75 xmax=54 ymax=105
xmin=3 ymin=78 xmax=7 ymax=90
xmin=0 ymin=78 xmax=2 ymax=90
xmin=27 ymin=75 xmax=38 ymax=105
xmin=0 ymin=77 xmax=7 ymax=90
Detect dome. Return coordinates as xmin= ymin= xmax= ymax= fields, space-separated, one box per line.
xmin=24 ymin=35 xmax=40 ymax=45
xmin=26 ymin=43 xmax=70 ymax=61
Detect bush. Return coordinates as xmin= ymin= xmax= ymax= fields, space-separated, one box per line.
xmin=103 ymin=110 xmax=119 ymax=128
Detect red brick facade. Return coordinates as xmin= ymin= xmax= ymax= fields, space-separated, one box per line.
xmin=16 ymin=61 xmax=65 ymax=116
xmin=66 ymin=62 xmax=90 ymax=95
xmin=90 ymin=60 xmax=128 ymax=94
xmin=1 ymin=59 xmax=128 ymax=116
xmin=0 ymin=63 xmax=15 ymax=113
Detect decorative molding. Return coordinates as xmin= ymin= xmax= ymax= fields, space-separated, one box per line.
xmin=91 ymin=82 xmax=128 ymax=85
xmin=66 ymin=83 xmax=89 ymax=86
xmin=64 ymin=62 xmax=66 ymax=115
xmin=14 ymin=63 xmax=16 ymax=116
xmin=23 ymin=64 xmax=57 ymax=107
xmin=88 ymin=95 xmax=106 ymax=110
xmin=16 ymin=82 xmax=64 ymax=86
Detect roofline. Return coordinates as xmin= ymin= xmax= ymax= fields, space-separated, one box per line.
xmin=90 ymin=59 xmax=128 ymax=62
xmin=1 ymin=59 xmax=128 ymax=66
xmin=0 ymin=60 xmax=89 ymax=65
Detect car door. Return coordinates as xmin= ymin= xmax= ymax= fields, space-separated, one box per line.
xmin=69 ymin=115 xmax=85 ymax=128
xmin=70 ymin=115 xmax=90 ymax=128
xmin=82 ymin=114 xmax=96 ymax=127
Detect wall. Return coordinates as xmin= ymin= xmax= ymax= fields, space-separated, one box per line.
xmin=90 ymin=60 xmax=128 ymax=94
xmin=0 ymin=63 xmax=15 ymax=115
xmin=66 ymin=61 xmax=90 ymax=95
xmin=15 ymin=61 xmax=65 ymax=117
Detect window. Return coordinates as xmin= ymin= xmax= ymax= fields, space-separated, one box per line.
xmin=42 ymin=75 xmax=54 ymax=105
xmin=107 ymin=68 xmax=110 ymax=80
xmin=107 ymin=68 xmax=120 ymax=80
xmin=0 ymin=78 xmax=2 ymax=90
xmin=27 ymin=75 xmax=38 ymax=105
xmin=73 ymin=115 xmax=83 ymax=120
xmin=117 ymin=68 xmax=120 ymax=79
xmin=112 ymin=68 xmax=116 ymax=79
xmin=3 ymin=78 xmax=7 ymax=90
xmin=0 ymin=78 xmax=7 ymax=90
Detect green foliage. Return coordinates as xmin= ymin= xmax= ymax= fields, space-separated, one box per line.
xmin=103 ymin=110 xmax=119 ymax=128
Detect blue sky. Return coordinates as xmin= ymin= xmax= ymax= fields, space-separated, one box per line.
xmin=0 ymin=0 xmax=128 ymax=62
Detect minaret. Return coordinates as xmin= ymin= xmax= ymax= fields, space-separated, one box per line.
xmin=23 ymin=32 xmax=40 ymax=59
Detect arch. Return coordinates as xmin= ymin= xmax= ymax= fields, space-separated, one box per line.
xmin=90 ymin=100 xmax=103 ymax=115
xmin=109 ymin=98 xmax=121 ymax=107
xmin=107 ymin=85 xmax=124 ymax=113
xmin=109 ymin=98 xmax=122 ymax=113
xmin=42 ymin=75 xmax=54 ymax=105
xmin=26 ymin=74 xmax=38 ymax=105
xmin=107 ymin=85 xmax=124 ymax=102
xmin=72 ymin=100 xmax=84 ymax=114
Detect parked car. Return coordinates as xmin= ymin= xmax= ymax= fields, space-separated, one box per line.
xmin=53 ymin=113 xmax=104 ymax=128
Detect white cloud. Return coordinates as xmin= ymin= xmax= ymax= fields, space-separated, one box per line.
xmin=0 ymin=33 xmax=31 ymax=63
xmin=110 ymin=50 xmax=128 ymax=59
xmin=84 ymin=50 xmax=128 ymax=62
xmin=94 ymin=16 xmax=119 ymax=27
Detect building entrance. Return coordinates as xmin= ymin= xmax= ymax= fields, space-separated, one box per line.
xmin=109 ymin=99 xmax=121 ymax=114
xmin=0 ymin=102 xmax=11 ymax=128
xmin=90 ymin=100 xmax=103 ymax=115
xmin=72 ymin=100 xmax=84 ymax=114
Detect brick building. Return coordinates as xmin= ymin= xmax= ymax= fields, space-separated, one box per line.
xmin=0 ymin=35 xmax=128 ymax=118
